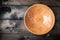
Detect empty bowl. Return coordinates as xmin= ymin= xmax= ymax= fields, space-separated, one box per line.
xmin=24 ymin=4 xmax=55 ymax=35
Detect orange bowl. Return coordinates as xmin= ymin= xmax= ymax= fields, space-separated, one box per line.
xmin=24 ymin=4 xmax=55 ymax=35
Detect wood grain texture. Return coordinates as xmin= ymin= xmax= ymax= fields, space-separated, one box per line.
xmin=0 ymin=0 xmax=60 ymax=40
xmin=2 ymin=0 xmax=60 ymax=6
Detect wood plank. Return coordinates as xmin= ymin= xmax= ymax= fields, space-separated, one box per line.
xmin=1 ymin=6 xmax=60 ymax=20
xmin=2 ymin=0 xmax=60 ymax=6
xmin=0 ymin=20 xmax=60 ymax=36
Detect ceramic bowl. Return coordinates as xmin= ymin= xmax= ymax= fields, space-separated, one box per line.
xmin=24 ymin=4 xmax=55 ymax=35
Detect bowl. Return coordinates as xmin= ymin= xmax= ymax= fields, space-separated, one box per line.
xmin=24 ymin=4 xmax=55 ymax=35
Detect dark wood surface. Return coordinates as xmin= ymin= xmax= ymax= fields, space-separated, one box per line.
xmin=2 ymin=0 xmax=60 ymax=6
xmin=0 ymin=0 xmax=60 ymax=40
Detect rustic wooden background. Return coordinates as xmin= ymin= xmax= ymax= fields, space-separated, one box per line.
xmin=0 ymin=0 xmax=60 ymax=40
